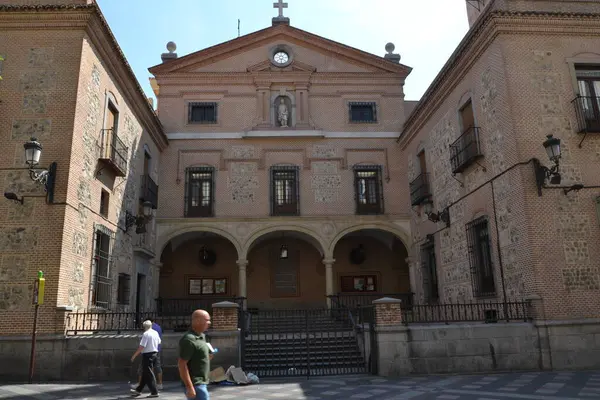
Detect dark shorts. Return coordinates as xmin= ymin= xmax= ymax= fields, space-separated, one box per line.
xmin=138 ymin=352 xmax=162 ymax=374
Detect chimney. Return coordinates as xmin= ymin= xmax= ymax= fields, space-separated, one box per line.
xmin=161 ymin=41 xmax=178 ymax=63
xmin=383 ymin=43 xmax=401 ymax=64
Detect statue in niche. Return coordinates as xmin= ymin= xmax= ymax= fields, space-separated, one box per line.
xmin=277 ymin=98 xmax=289 ymax=128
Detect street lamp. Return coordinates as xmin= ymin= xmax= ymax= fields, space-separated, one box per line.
xmin=124 ymin=201 xmax=154 ymax=234
xmin=534 ymin=134 xmax=562 ymax=196
xmin=424 ymin=200 xmax=451 ymax=227
xmin=23 ymin=137 xmax=57 ymax=203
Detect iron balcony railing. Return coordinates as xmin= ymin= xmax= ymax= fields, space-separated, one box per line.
xmin=572 ymin=95 xmax=600 ymax=133
xmin=140 ymin=174 xmax=159 ymax=209
xmin=409 ymin=173 xmax=431 ymax=206
xmin=66 ymin=311 xmax=191 ymax=335
xmin=450 ymin=127 xmax=483 ymax=174
xmin=98 ymin=128 xmax=128 ymax=176
xmin=402 ymin=301 xmax=530 ymax=324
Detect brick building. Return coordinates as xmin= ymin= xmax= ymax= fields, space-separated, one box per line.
xmin=1 ymin=0 xmax=600 ymax=339
xmin=401 ymin=0 xmax=600 ymax=320
xmin=0 ymin=0 xmax=167 ymax=335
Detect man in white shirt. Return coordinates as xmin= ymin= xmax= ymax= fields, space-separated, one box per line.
xmin=130 ymin=320 xmax=161 ymax=398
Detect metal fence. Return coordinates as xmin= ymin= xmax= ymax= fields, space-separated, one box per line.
xmin=65 ymin=311 xmax=191 ymax=335
xmin=403 ymin=301 xmax=530 ymax=324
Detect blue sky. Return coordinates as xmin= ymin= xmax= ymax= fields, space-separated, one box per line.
xmin=96 ymin=0 xmax=469 ymax=101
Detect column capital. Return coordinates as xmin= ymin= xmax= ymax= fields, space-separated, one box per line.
xmin=236 ymin=259 xmax=249 ymax=268
xmin=322 ymin=258 xmax=336 ymax=266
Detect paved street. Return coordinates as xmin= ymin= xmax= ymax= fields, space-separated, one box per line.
xmin=1 ymin=371 xmax=600 ymax=399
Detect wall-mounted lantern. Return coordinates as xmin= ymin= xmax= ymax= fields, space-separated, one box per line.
xmin=424 ymin=201 xmax=451 ymax=227
xmin=534 ymin=134 xmax=561 ymax=196
xmin=124 ymin=201 xmax=153 ymax=234
xmin=23 ymin=137 xmax=57 ymax=203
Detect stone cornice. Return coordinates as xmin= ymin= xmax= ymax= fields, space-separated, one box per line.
xmin=0 ymin=4 xmax=168 ymax=151
xmin=399 ymin=11 xmax=600 ymax=148
xmin=149 ymin=24 xmax=411 ymax=76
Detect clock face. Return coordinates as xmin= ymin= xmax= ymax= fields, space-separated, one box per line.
xmin=273 ymin=51 xmax=289 ymax=65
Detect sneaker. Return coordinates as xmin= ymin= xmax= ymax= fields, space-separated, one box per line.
xmin=130 ymin=389 xmax=141 ymax=397
xmin=157 ymin=384 xmax=163 ymax=390
xmin=130 ymin=384 xmax=139 ymax=390
xmin=147 ymin=394 xmax=159 ymax=398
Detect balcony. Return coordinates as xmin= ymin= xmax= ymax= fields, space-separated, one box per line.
xmin=410 ymin=173 xmax=431 ymax=206
xmin=140 ymin=174 xmax=158 ymax=209
xmin=98 ymin=128 xmax=128 ymax=177
xmin=572 ymin=95 xmax=600 ymax=134
xmin=450 ymin=127 xmax=483 ymax=174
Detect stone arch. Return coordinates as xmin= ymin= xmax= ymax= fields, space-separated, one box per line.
xmin=327 ymin=223 xmax=411 ymax=258
xmin=241 ymin=224 xmax=327 ymax=260
xmin=157 ymin=226 xmax=243 ymax=260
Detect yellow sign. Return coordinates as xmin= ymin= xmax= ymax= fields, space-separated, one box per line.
xmin=33 ymin=271 xmax=45 ymax=305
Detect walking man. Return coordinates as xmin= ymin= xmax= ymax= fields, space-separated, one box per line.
xmin=130 ymin=320 xmax=161 ymax=398
xmin=178 ymin=310 xmax=213 ymax=400
xmin=131 ymin=317 xmax=164 ymax=391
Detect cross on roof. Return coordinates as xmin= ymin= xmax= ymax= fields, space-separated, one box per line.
xmin=273 ymin=0 xmax=288 ymax=18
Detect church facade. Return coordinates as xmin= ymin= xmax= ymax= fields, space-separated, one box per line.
xmin=151 ymin=17 xmax=414 ymax=311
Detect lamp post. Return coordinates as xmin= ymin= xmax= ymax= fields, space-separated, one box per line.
xmin=124 ymin=201 xmax=154 ymax=234
xmin=534 ymin=134 xmax=562 ymax=195
xmin=23 ymin=137 xmax=57 ymax=203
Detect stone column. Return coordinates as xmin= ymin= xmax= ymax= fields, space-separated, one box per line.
xmin=323 ymin=258 xmax=335 ymax=308
xmin=295 ymin=86 xmax=310 ymax=129
xmin=372 ymin=297 xmax=409 ymax=376
xmin=236 ymin=259 xmax=248 ymax=305
xmin=211 ymin=301 xmax=239 ymax=331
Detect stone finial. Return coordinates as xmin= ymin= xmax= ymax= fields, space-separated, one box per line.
xmin=384 ymin=42 xmax=401 ymax=64
xmin=161 ymin=41 xmax=178 ymax=63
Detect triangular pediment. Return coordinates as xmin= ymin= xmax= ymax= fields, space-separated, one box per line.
xmin=149 ymin=25 xmax=411 ymax=76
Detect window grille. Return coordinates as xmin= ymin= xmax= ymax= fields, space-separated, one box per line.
xmin=188 ymin=102 xmax=218 ymax=124
xmin=466 ymin=216 xmax=496 ymax=297
xmin=91 ymin=224 xmax=115 ymax=309
xmin=349 ymin=102 xmax=377 ymax=123
xmin=420 ymin=238 xmax=439 ymax=303
xmin=354 ymin=165 xmax=384 ymax=215
xmin=270 ymin=165 xmax=300 ymax=216
xmin=185 ymin=166 xmax=215 ymax=217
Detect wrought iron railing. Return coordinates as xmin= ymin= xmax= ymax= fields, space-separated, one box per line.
xmin=409 ymin=173 xmax=431 ymax=206
xmin=572 ymin=95 xmax=600 ymax=133
xmin=140 ymin=174 xmax=158 ymax=209
xmin=155 ymin=296 xmax=246 ymax=316
xmin=450 ymin=127 xmax=482 ymax=173
xmin=403 ymin=301 xmax=530 ymax=324
xmin=65 ymin=311 xmax=191 ymax=335
xmin=328 ymin=293 xmax=414 ymax=310
xmin=98 ymin=128 xmax=128 ymax=176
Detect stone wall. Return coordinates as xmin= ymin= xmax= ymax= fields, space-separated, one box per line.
xmin=0 ymin=330 xmax=240 ymax=383
xmin=377 ymin=320 xmax=600 ymax=376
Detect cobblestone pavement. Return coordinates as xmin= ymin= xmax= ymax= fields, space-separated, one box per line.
xmin=1 ymin=371 xmax=600 ymax=399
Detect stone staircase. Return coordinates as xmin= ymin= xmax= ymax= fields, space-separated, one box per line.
xmin=242 ymin=309 xmax=367 ymax=377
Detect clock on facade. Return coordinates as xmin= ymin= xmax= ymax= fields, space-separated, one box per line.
xmin=273 ymin=51 xmax=289 ymax=65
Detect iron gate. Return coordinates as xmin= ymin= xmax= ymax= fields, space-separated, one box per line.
xmin=239 ymin=305 xmax=377 ymax=378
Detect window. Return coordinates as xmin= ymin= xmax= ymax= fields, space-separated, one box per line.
xmin=450 ymin=99 xmax=482 ymax=173
xmin=466 ymin=216 xmax=496 ymax=297
xmin=270 ymin=166 xmax=299 ymax=216
xmin=99 ymin=100 xmax=127 ymax=176
xmin=185 ymin=167 xmax=214 ymax=217
xmin=91 ymin=226 xmax=114 ymax=309
xmin=340 ymin=275 xmax=377 ymax=292
xmin=421 ymin=238 xmax=439 ymax=303
xmin=574 ymin=66 xmax=600 ymax=132
xmin=188 ymin=278 xmax=227 ymax=295
xmin=117 ymin=273 xmax=131 ymax=305
xmin=354 ymin=165 xmax=383 ymax=215
xmin=188 ymin=102 xmax=218 ymax=124
xmin=349 ymin=102 xmax=377 ymax=123
xmin=100 ymin=189 xmax=109 ymax=218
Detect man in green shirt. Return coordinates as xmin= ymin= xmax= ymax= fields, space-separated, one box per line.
xmin=178 ymin=310 xmax=213 ymax=400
